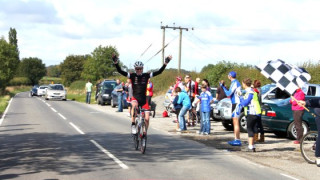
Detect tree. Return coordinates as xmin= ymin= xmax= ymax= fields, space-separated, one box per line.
xmin=0 ymin=37 xmax=20 ymax=91
xmin=201 ymin=61 xmax=234 ymax=87
xmin=81 ymin=45 xmax=119 ymax=81
xmin=8 ymin=27 xmax=19 ymax=59
xmin=60 ymin=55 xmax=88 ymax=86
xmin=18 ymin=57 xmax=46 ymax=85
xmin=47 ymin=65 xmax=61 ymax=77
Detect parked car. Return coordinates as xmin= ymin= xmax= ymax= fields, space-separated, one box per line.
xmin=96 ymin=80 xmax=117 ymax=105
xmin=37 ymin=85 xmax=48 ymax=96
xmin=213 ymin=83 xmax=320 ymax=132
xmin=30 ymin=85 xmax=39 ymax=97
xmin=261 ymin=96 xmax=318 ymax=139
xmin=110 ymin=92 xmax=128 ymax=109
xmin=45 ymin=84 xmax=67 ymax=101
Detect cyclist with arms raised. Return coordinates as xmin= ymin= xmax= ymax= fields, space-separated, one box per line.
xmin=112 ymin=54 xmax=172 ymax=134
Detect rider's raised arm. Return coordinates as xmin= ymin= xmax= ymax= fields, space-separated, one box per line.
xmin=113 ymin=54 xmax=129 ymax=77
xmin=150 ymin=55 xmax=172 ymax=77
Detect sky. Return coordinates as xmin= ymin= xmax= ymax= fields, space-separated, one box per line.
xmin=1 ymin=0 xmax=320 ymax=72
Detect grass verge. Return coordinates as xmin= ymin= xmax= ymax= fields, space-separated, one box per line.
xmin=0 ymin=86 xmax=31 ymax=116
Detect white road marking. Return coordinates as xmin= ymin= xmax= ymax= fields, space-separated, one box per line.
xmin=58 ymin=113 xmax=67 ymax=120
xmin=90 ymin=140 xmax=129 ymax=169
xmin=69 ymin=122 xmax=85 ymax=135
xmin=246 ymin=161 xmax=265 ymax=168
xmin=46 ymin=103 xmax=51 ymax=107
xmin=51 ymin=107 xmax=57 ymax=112
xmin=280 ymin=173 xmax=300 ymax=180
xmin=0 ymin=98 xmax=13 ymax=126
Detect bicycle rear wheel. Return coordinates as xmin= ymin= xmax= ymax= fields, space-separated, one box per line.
xmin=140 ymin=122 xmax=147 ymax=154
xmin=300 ymin=131 xmax=317 ymax=164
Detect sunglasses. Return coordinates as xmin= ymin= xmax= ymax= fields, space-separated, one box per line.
xmin=135 ymin=68 xmax=143 ymax=71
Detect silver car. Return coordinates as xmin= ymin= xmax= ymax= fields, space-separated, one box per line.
xmin=45 ymin=84 xmax=67 ymax=101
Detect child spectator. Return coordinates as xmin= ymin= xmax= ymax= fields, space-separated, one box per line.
xmin=197 ymin=85 xmax=213 ymax=135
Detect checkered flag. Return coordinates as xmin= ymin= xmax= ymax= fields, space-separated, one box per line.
xmin=256 ymin=59 xmax=311 ymax=95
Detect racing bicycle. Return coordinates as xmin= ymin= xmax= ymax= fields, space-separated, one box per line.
xmin=132 ymin=106 xmax=148 ymax=154
xmin=300 ymin=131 xmax=318 ymax=164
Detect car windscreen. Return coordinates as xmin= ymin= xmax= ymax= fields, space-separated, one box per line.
xmin=49 ymin=85 xmax=64 ymax=90
xmin=102 ymin=82 xmax=117 ymax=90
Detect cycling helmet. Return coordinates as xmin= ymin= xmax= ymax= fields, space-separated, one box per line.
xmin=134 ymin=61 xmax=144 ymax=68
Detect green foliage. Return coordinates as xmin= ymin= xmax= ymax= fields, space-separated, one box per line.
xmin=0 ymin=37 xmax=20 ymax=91
xmin=9 ymin=77 xmax=32 ymax=86
xmin=201 ymin=61 xmax=234 ymax=87
xmin=60 ymin=55 xmax=88 ymax=86
xmin=39 ymin=76 xmax=62 ymax=85
xmin=300 ymin=60 xmax=320 ymax=84
xmin=81 ymin=45 xmax=119 ymax=81
xmin=69 ymin=80 xmax=86 ymax=90
xmin=8 ymin=27 xmax=19 ymax=59
xmin=47 ymin=65 xmax=61 ymax=77
xmin=17 ymin=57 xmax=46 ymax=85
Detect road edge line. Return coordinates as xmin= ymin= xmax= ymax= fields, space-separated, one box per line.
xmin=0 ymin=98 xmax=13 ymax=126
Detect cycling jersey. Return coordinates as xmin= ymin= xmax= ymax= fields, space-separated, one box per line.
xmin=222 ymin=79 xmax=241 ymax=104
xmin=115 ymin=63 xmax=166 ymax=107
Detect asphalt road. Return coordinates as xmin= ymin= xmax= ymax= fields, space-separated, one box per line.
xmin=0 ymin=92 xmax=295 ymax=180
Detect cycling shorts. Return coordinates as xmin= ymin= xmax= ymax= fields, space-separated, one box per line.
xmin=131 ymin=96 xmax=150 ymax=110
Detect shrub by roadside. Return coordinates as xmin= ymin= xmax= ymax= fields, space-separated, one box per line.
xmin=0 ymin=86 xmax=31 ymax=115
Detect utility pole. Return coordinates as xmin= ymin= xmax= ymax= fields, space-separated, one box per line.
xmin=161 ymin=22 xmax=193 ymax=74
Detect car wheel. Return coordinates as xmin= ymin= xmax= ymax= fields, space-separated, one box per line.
xmin=222 ymin=121 xmax=233 ymax=131
xmin=287 ymin=121 xmax=308 ymax=140
xmin=111 ymin=98 xmax=116 ymax=108
xmin=239 ymin=112 xmax=247 ymax=133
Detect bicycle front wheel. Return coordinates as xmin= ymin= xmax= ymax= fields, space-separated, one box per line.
xmin=140 ymin=122 xmax=147 ymax=154
xmin=300 ymin=131 xmax=317 ymax=164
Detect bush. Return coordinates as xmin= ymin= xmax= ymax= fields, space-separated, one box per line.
xmin=8 ymin=77 xmax=32 ymax=86
xmin=39 ymin=76 xmax=62 ymax=85
xmin=69 ymin=80 xmax=86 ymax=90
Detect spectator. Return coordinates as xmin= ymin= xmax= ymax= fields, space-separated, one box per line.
xmin=95 ymin=80 xmax=101 ymax=101
xmin=176 ymin=87 xmax=191 ymax=131
xmin=239 ymin=78 xmax=261 ymax=152
xmin=253 ymin=79 xmax=264 ymax=142
xmin=172 ymin=89 xmax=182 ymax=130
xmin=197 ymin=85 xmax=213 ymax=135
xmin=125 ymin=79 xmax=133 ymax=117
xmin=290 ymin=85 xmax=305 ymax=144
xmin=174 ymin=76 xmax=185 ymax=91
xmin=185 ymin=74 xmax=196 ymax=126
xmin=85 ymin=79 xmax=93 ymax=104
xmin=202 ymin=79 xmax=211 ymax=91
xmin=146 ymin=79 xmax=153 ymax=108
xmin=216 ymin=80 xmax=227 ymax=101
xmin=114 ymin=79 xmax=124 ymax=112
xmin=195 ymin=77 xmax=201 ymax=95
xmin=220 ymin=71 xmax=242 ymax=146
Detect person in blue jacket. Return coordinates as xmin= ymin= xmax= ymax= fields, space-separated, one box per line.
xmin=175 ymin=87 xmax=191 ymax=131
xmin=220 ymin=71 xmax=242 ymax=146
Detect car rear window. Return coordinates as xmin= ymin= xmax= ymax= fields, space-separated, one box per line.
xmin=103 ymin=82 xmax=117 ymax=90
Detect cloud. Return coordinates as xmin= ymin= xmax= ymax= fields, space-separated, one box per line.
xmin=0 ymin=0 xmax=61 ymax=26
